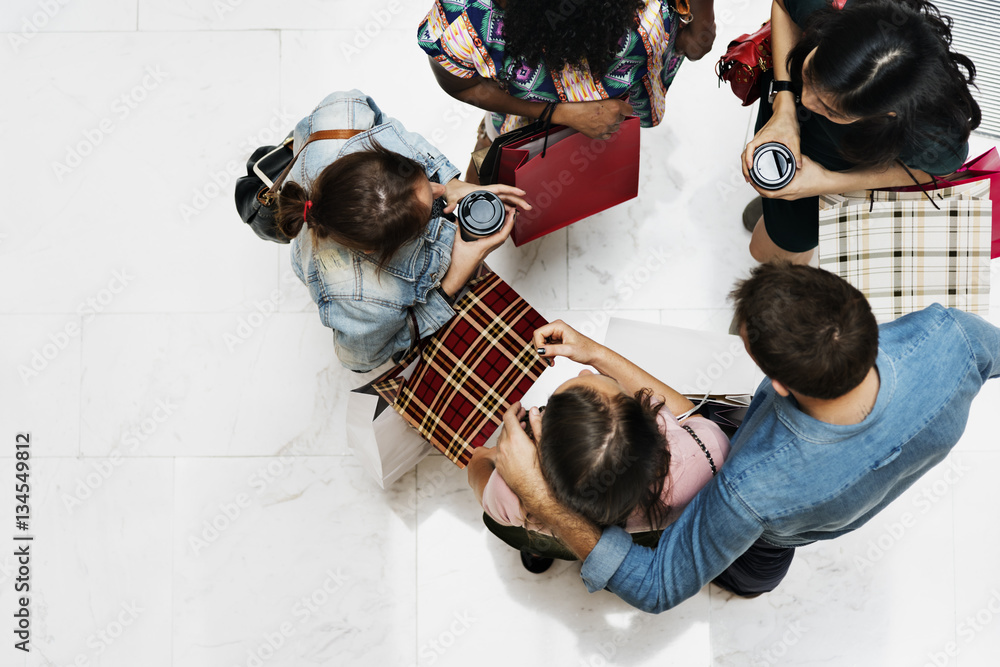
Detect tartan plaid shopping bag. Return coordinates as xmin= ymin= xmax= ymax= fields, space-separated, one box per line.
xmin=373 ymin=272 xmax=548 ymax=469
xmin=818 ymin=179 xmax=992 ymax=324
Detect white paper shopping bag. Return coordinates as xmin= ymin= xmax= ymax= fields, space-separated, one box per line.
xmin=604 ymin=318 xmax=765 ymax=406
xmin=346 ymin=380 xmax=432 ymax=490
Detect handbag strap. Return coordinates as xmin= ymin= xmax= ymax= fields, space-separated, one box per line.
xmin=404 ymin=307 xmax=420 ymax=357
xmin=539 ymin=103 xmax=558 ymax=158
xmin=681 ymin=423 xmax=718 ymax=477
xmin=895 ymin=159 xmax=941 ymax=211
xmin=262 ymin=128 xmax=364 ymax=197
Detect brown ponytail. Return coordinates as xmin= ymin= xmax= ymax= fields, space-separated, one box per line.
xmin=275 ymin=142 xmax=432 ymax=268
xmin=276 ymin=180 xmax=310 ymax=240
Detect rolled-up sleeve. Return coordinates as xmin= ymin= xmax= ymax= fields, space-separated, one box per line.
xmin=582 ymin=474 xmax=764 ymax=613
xmin=417 ymin=0 xmax=493 ymax=80
xmin=948 ymin=307 xmax=1000 ymax=381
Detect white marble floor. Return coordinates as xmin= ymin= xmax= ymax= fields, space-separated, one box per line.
xmin=2 ymin=1 xmax=999 ymax=665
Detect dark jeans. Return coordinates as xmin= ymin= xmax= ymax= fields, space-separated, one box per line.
xmin=712 ymin=537 xmax=796 ymax=597
xmin=482 ymin=513 xmax=662 ymax=561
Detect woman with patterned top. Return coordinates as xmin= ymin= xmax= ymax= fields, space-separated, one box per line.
xmin=467 ymin=319 xmax=730 ymax=573
xmin=417 ymin=0 xmax=717 ymax=181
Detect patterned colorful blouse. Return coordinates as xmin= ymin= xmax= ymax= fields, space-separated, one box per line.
xmin=417 ymin=0 xmax=685 ymax=135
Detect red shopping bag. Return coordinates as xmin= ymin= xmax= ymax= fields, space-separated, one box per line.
xmin=893 ymin=148 xmax=1000 ymax=258
xmin=492 ymin=117 xmax=641 ymax=246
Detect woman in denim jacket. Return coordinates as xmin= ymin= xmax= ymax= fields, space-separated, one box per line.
xmin=277 ymin=90 xmax=528 ymax=371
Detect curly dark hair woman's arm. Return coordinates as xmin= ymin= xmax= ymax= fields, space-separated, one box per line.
xmin=427 ymin=57 xmax=635 ymax=139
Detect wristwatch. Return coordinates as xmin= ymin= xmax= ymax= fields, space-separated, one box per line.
xmin=768 ymin=80 xmax=796 ymax=104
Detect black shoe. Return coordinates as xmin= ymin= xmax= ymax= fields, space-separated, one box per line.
xmin=520 ymin=550 xmax=554 ymax=574
xmin=742 ymin=197 xmax=763 ymax=233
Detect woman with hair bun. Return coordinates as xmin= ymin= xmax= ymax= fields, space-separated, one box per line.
xmin=742 ymin=0 xmax=982 ymax=263
xmin=277 ymin=90 xmax=528 ymax=372
xmin=467 ymin=320 xmax=730 ymax=573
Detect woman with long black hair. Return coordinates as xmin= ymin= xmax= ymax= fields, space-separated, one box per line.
xmin=742 ymin=0 xmax=981 ymax=263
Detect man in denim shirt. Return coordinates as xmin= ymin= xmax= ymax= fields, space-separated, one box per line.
xmin=496 ymin=263 xmax=1000 ymax=612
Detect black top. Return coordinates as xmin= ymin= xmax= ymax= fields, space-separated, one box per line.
xmin=783 ymin=0 xmax=969 ymax=175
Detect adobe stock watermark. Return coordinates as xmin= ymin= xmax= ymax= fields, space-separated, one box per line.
xmin=924 ymin=590 xmax=1000 ymax=667
xmin=576 ymin=245 xmax=670 ymax=340
xmin=854 ymin=457 xmax=970 ymax=573
xmin=340 ymin=0 xmax=406 ymax=62
xmin=18 ymin=268 xmax=136 ymax=385
xmin=224 ymin=289 xmax=285 ymax=352
xmin=235 ymin=568 xmax=351 ymax=667
xmin=179 ymin=108 xmax=295 ymax=224
xmin=51 ymin=65 xmax=169 ymax=181
xmin=54 ymin=600 xmax=145 ymax=666
xmin=578 ymin=612 xmax=652 ymax=666
xmin=189 ymin=448 xmax=303 ymax=556
xmin=7 ymin=0 xmax=70 ymax=53
xmin=396 ymin=467 xmax=448 ymax=519
xmin=751 ymin=620 xmax=809 ymax=667
xmin=61 ymin=396 xmax=181 ymax=514
xmin=411 ymin=611 xmax=478 ymax=667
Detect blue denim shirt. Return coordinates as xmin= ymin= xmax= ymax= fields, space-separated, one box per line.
xmin=288 ymin=90 xmax=461 ymax=371
xmin=581 ymin=305 xmax=1000 ymax=612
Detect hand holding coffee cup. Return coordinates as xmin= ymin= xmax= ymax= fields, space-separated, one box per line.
xmin=457 ymin=191 xmax=507 ymax=242
xmin=749 ymin=142 xmax=797 ymax=191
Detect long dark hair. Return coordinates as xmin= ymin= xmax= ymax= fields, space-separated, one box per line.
xmin=502 ymin=0 xmax=645 ymax=74
xmin=276 ymin=142 xmax=430 ymax=268
xmin=538 ymin=386 xmax=671 ymax=530
xmin=787 ymin=0 xmax=980 ymax=170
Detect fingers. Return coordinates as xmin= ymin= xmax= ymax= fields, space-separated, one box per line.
xmin=527 ymin=406 xmax=544 ymax=443
xmin=497 ymin=193 xmax=531 ymax=211
xmin=537 ymin=343 xmax=576 ymax=365
xmin=502 ymin=401 xmax=524 ymax=432
xmin=618 ymin=101 xmax=636 ymax=117
xmin=488 ymin=185 xmax=531 ymax=211
xmin=532 ymin=321 xmax=563 ymax=348
xmin=480 ymin=209 xmax=515 ymax=250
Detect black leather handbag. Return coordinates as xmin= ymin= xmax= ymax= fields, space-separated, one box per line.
xmin=235 ymin=128 xmax=362 ymax=243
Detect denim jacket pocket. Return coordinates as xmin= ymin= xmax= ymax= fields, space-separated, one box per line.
xmin=871 ymin=446 xmax=903 ymax=471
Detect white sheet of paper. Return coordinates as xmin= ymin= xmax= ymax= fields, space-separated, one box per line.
xmin=513 ymin=127 xmax=576 ymax=162
xmin=604 ymin=318 xmax=766 ymax=397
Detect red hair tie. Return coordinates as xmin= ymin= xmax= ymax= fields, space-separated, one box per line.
xmin=303 ymin=200 xmax=313 ymax=222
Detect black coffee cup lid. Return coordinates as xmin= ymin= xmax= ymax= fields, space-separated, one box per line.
xmin=457 ymin=191 xmax=505 ymax=236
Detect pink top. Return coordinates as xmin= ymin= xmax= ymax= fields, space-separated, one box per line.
xmin=481 ymin=410 xmax=731 ymax=533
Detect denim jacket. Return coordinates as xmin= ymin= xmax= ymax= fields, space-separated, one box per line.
xmin=288 ymin=90 xmax=460 ymax=371
xmin=580 ymin=305 xmax=1000 ymax=612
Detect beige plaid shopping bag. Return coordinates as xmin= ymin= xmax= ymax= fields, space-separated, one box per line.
xmin=818 ymin=179 xmax=992 ymax=324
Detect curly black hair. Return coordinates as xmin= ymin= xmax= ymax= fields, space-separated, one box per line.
xmin=502 ymin=0 xmax=646 ymax=74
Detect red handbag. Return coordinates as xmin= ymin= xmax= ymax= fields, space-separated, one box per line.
xmin=716 ymin=22 xmax=773 ymax=107
xmin=718 ymin=1 xmax=847 ymax=105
